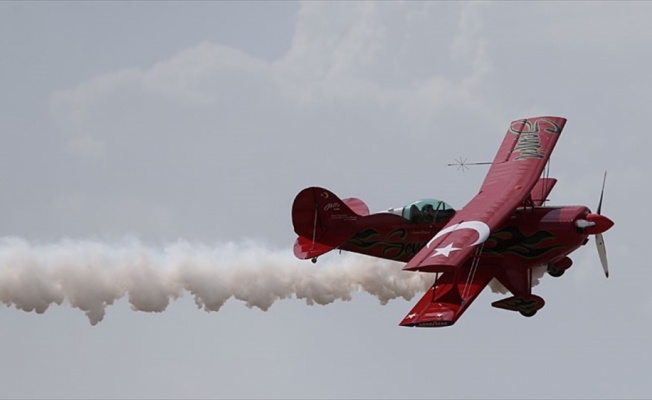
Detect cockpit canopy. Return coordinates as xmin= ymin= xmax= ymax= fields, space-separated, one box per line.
xmin=387 ymin=199 xmax=456 ymax=224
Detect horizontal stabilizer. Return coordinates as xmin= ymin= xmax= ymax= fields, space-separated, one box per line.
xmin=293 ymin=236 xmax=336 ymax=260
xmin=342 ymin=197 xmax=370 ymax=216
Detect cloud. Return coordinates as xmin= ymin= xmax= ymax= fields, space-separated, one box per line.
xmin=43 ymin=2 xmax=645 ymax=245
xmin=66 ymin=134 xmax=106 ymax=158
xmin=50 ymin=2 xmax=498 ymax=151
xmin=41 ymin=2 xmax=512 ymax=245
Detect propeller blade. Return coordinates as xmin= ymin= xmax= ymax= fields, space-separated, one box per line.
xmin=595 ymin=233 xmax=609 ymax=278
xmin=597 ymin=171 xmax=607 ymax=215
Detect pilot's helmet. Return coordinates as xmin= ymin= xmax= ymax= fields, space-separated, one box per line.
xmin=422 ymin=204 xmax=436 ymax=215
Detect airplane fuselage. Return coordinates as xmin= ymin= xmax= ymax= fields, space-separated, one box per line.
xmin=339 ymin=205 xmax=591 ymax=271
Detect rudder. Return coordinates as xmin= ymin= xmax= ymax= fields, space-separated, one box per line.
xmin=291 ymin=187 xmax=365 ymax=259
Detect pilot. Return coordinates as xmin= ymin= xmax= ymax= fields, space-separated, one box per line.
xmin=409 ymin=204 xmax=422 ymax=223
xmin=421 ymin=204 xmax=436 ymax=223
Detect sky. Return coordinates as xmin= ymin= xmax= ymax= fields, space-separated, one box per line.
xmin=0 ymin=1 xmax=650 ymax=399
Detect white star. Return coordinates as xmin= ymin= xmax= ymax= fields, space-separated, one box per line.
xmin=431 ymin=243 xmax=461 ymax=258
xmin=407 ymin=313 xmax=417 ymax=319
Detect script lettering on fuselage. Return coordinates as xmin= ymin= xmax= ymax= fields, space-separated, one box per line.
xmin=345 ymin=228 xmax=427 ymax=261
xmin=381 ymin=229 xmax=427 ymax=260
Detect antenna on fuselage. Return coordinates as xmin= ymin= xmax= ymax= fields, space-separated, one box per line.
xmin=447 ymin=156 xmax=492 ymax=172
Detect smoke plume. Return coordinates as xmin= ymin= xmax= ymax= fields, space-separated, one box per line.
xmin=0 ymin=237 xmax=433 ymax=325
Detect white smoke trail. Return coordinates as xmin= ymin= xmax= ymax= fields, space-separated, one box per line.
xmin=0 ymin=237 xmax=433 ymax=325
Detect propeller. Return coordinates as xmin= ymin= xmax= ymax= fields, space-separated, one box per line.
xmin=573 ymin=171 xmax=612 ymax=278
xmin=594 ymin=171 xmax=609 ymax=278
xmin=597 ymin=171 xmax=606 ymax=215
xmin=596 ymin=232 xmax=608 ymax=278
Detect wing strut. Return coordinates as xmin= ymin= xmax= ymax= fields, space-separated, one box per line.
xmin=542 ymin=159 xmax=551 ymax=206
xmin=462 ymin=243 xmax=484 ymax=301
xmin=310 ymin=206 xmax=319 ymax=253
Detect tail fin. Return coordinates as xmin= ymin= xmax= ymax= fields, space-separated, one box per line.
xmin=291 ymin=187 xmax=368 ymax=260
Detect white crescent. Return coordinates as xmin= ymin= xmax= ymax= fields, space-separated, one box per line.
xmin=426 ymin=220 xmax=490 ymax=249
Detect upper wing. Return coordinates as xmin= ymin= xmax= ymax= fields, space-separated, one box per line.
xmin=404 ymin=116 xmax=567 ymax=273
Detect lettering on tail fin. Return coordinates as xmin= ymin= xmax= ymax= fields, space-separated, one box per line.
xmin=313 ymin=189 xmax=358 ymax=222
xmin=324 ymin=202 xmax=341 ymax=212
xmin=324 ymin=200 xmax=358 ymax=221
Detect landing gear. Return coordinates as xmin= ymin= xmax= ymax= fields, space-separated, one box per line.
xmin=491 ymin=268 xmax=546 ymax=319
xmin=547 ymin=257 xmax=573 ymax=278
xmin=311 ymin=257 xmax=318 ymax=264
xmin=547 ymin=264 xmax=565 ymax=277
xmin=492 ymin=294 xmax=544 ymax=318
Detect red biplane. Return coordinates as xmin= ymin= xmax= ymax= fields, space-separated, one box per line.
xmin=291 ymin=116 xmax=614 ymax=327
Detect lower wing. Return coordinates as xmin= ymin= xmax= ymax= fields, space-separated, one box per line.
xmin=400 ymin=264 xmax=493 ymax=327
